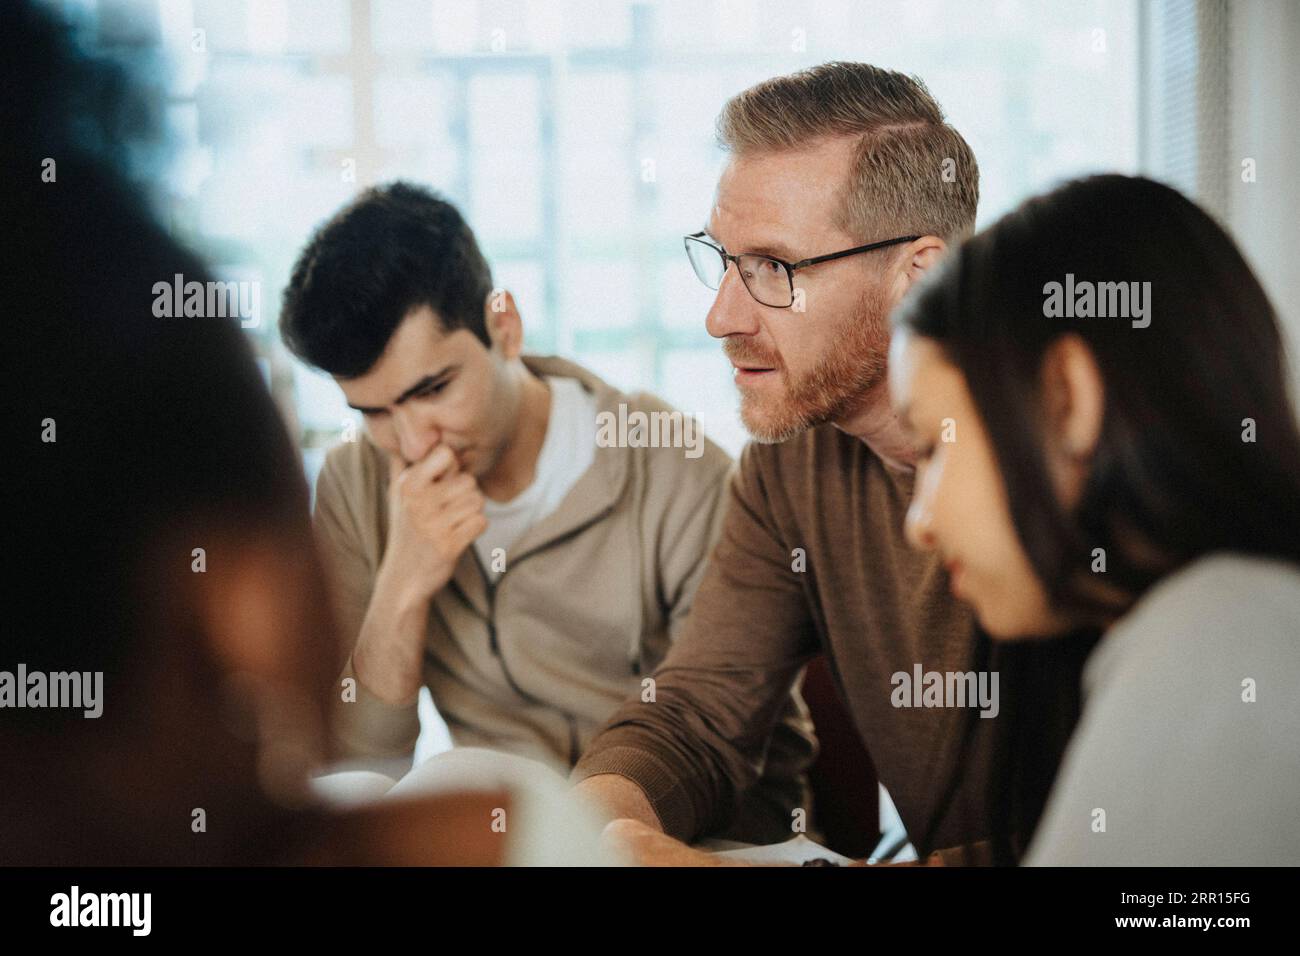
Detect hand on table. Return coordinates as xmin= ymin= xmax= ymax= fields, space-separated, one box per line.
xmin=601 ymin=818 xmax=732 ymax=867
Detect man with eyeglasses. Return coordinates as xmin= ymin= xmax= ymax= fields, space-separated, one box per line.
xmin=572 ymin=63 xmax=1022 ymax=865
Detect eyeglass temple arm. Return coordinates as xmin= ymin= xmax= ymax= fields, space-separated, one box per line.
xmin=791 ymin=235 xmax=921 ymax=270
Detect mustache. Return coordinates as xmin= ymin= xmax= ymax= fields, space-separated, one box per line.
xmin=723 ymin=339 xmax=782 ymax=370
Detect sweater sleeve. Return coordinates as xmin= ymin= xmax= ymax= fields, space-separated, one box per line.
xmin=570 ymin=441 xmax=820 ymax=841
xmin=314 ymin=445 xmax=421 ymax=762
xmin=653 ymin=430 xmax=735 ymax=647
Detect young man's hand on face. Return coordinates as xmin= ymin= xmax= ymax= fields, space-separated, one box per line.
xmin=350 ymin=444 xmax=487 ymax=705
xmin=382 ymin=444 xmax=488 ymax=602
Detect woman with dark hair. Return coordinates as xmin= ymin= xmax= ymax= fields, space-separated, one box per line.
xmin=888 ymin=174 xmax=1300 ymax=865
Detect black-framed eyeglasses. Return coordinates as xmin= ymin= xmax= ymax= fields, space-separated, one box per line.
xmin=683 ymin=231 xmax=920 ymax=309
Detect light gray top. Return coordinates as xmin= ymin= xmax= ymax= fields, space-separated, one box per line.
xmin=1025 ymin=552 xmax=1300 ymax=865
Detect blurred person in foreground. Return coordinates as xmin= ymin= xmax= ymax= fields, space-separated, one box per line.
xmin=1 ymin=0 xmax=615 ymax=866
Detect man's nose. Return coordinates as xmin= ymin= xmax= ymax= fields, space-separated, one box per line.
xmin=391 ymin=408 xmax=438 ymax=464
xmin=705 ymin=263 xmax=762 ymax=340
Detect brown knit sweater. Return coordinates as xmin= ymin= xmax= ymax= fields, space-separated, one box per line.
xmin=572 ymin=422 xmax=1004 ymax=857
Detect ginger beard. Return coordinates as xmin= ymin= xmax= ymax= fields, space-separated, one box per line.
xmin=728 ymin=280 xmax=892 ymax=443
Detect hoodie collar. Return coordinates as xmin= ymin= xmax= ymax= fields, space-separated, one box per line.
xmin=448 ymin=354 xmax=633 ymax=615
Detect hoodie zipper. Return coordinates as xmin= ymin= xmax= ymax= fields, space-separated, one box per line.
xmin=467 ymin=511 xmax=614 ymax=766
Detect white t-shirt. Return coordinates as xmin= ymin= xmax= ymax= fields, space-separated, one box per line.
xmin=472 ymin=375 xmax=597 ymax=580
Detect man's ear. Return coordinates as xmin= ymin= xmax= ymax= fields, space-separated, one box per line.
xmin=892 ymin=236 xmax=948 ymax=305
xmin=483 ymin=289 xmax=523 ymax=359
xmin=1040 ymin=334 xmax=1106 ymax=508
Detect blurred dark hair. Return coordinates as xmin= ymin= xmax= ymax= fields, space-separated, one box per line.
xmin=2 ymin=0 xmax=172 ymax=196
xmin=895 ymin=173 xmax=1300 ymax=620
xmin=280 ymin=182 xmax=494 ymax=377
xmin=915 ymin=625 xmax=1099 ymax=865
xmin=6 ymin=0 xmax=314 ymax=728
xmin=896 ymin=173 xmax=1300 ymax=862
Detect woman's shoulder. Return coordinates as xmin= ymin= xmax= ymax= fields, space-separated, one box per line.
xmin=1133 ymin=551 xmax=1300 ymax=620
xmin=1146 ymin=551 xmax=1300 ymax=606
xmin=1085 ymin=551 xmax=1300 ymax=691
xmin=1026 ymin=551 xmax=1300 ymax=865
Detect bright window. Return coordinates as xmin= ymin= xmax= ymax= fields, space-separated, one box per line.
xmin=87 ymin=0 xmax=1140 ymax=467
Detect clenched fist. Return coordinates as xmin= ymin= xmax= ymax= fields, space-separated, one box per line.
xmin=350 ymin=444 xmax=488 ymax=705
xmin=383 ymin=444 xmax=488 ymax=601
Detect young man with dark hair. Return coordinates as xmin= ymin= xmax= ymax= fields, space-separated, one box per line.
xmin=280 ymin=183 xmax=816 ymax=845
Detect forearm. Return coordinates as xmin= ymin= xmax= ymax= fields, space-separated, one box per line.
xmin=573 ymin=773 xmax=663 ymax=830
xmin=350 ymin=562 xmax=433 ymax=705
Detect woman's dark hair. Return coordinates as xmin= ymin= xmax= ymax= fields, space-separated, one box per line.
xmin=898 ymin=174 xmax=1300 ymax=863
xmin=896 ymin=173 xmax=1300 ymax=619
xmin=280 ymin=182 xmax=495 ymax=378
xmin=914 ymin=624 xmax=1099 ymax=865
